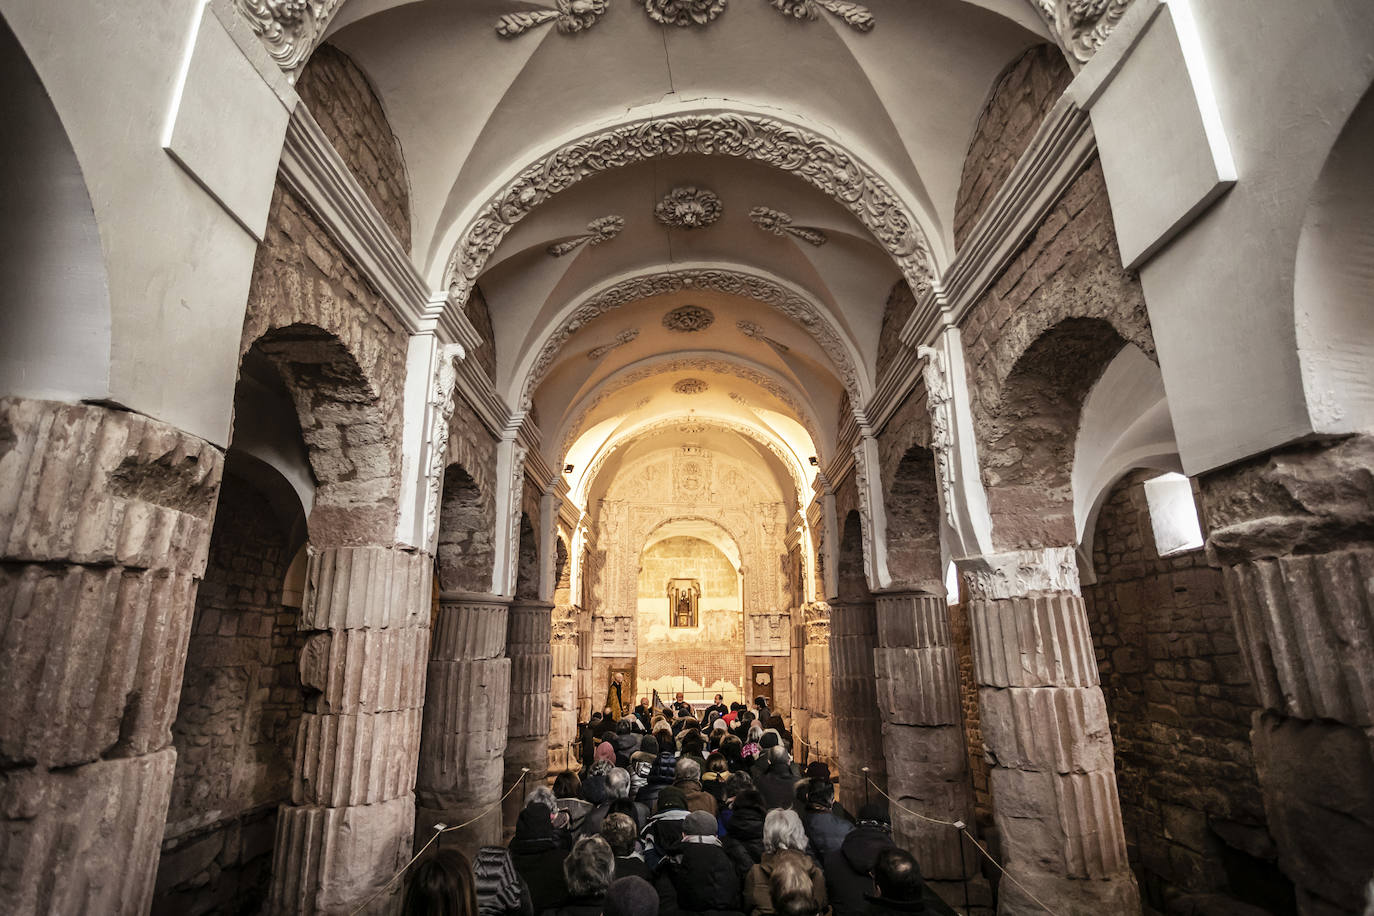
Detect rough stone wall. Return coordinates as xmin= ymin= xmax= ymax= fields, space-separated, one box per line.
xmin=1083 ymin=470 xmax=1290 ymax=913
xmin=958 ymin=160 xmax=1153 ymax=550
xmin=467 ymin=285 xmax=497 ymax=383
xmin=296 ymin=44 xmax=410 ymax=251
xmin=155 ymin=473 xmax=306 ymax=916
xmin=875 ymin=280 xmax=916 ymax=385
xmin=954 ymin=45 xmax=1072 ymax=249
xmin=437 ymin=464 xmax=495 ymax=593
xmin=243 ymin=182 xmax=409 ymax=546
xmin=947 ymin=597 xmax=992 ymax=825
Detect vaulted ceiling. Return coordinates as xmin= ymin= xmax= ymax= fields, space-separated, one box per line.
xmin=324 ymin=0 xmax=1050 ymax=510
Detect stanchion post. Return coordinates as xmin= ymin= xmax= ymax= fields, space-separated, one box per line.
xmin=861 ymin=767 xmax=870 ymax=807
xmin=955 ymin=821 xmax=971 ymax=915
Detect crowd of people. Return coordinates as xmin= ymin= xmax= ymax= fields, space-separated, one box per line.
xmin=404 ymin=694 xmax=958 ymax=916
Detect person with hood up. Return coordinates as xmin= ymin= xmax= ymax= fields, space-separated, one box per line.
xmin=822 ymin=802 xmax=899 ymax=916
xmin=507 ymin=802 xmax=568 ymax=914
xmin=743 ymin=809 xmax=828 ymax=916
xmin=863 ymin=848 xmax=957 ymax=915
xmin=640 ymin=786 xmax=691 ymax=871
xmin=655 ymin=809 xmax=745 ymax=916
xmin=756 ymin=747 xmax=800 ymax=811
xmin=800 ymin=778 xmax=853 ymax=864
xmin=671 ymin=757 xmax=718 ymax=816
xmin=544 ymin=836 xmax=615 ymax=916
xmin=723 ymin=788 xmax=769 ymax=881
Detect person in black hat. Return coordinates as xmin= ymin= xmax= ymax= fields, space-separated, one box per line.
xmin=507 ymin=803 xmax=568 ymax=914
xmin=604 ymin=875 xmax=659 ymax=916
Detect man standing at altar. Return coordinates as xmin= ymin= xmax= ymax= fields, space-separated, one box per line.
xmin=603 ymin=671 xmax=628 ymax=720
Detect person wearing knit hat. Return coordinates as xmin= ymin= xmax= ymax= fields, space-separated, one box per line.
xmin=641 ymin=786 xmax=691 ymax=870
xmin=604 ymin=876 xmax=659 ymax=916
xmin=656 ymin=809 xmax=744 ymax=914
xmin=508 ymin=803 xmax=569 ymax=914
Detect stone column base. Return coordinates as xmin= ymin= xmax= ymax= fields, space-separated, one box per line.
xmin=270 ymin=795 xmax=414 ymax=915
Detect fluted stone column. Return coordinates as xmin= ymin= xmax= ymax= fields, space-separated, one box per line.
xmin=414 ymin=591 xmax=511 ymax=856
xmin=549 ymin=604 xmax=580 ymax=773
xmin=503 ymin=599 xmax=553 ymax=835
xmin=829 ymin=599 xmax=887 ymax=806
xmin=268 ymin=546 xmax=430 ymax=914
xmin=967 ymin=580 xmax=1139 ymax=916
xmin=801 ymin=602 xmax=835 ymax=765
xmin=874 ymin=591 xmax=976 ymax=882
xmin=1200 ymin=436 xmax=1374 ymax=916
xmin=0 ymin=399 xmax=222 ymax=915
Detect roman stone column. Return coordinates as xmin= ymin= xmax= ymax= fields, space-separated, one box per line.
xmin=1200 ymin=436 xmax=1374 ymax=916
xmin=0 ymin=399 xmax=223 ymax=916
xmin=549 ymin=603 xmax=580 ymax=773
xmin=413 ymin=590 xmax=511 ymax=857
xmin=829 ymin=598 xmax=887 ymax=807
xmin=874 ymin=590 xmax=976 ymax=882
xmin=268 ymin=545 xmax=430 ymax=914
xmin=503 ymin=598 xmax=553 ymax=835
xmin=964 ymin=550 xmax=1139 ymax=916
xmin=801 ymin=601 xmax=835 ymax=765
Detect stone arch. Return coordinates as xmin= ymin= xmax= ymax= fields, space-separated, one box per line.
xmin=884 ymin=445 xmax=944 ymax=593
xmin=440 ymin=105 xmax=938 ymax=309
xmin=248 ymin=323 xmax=400 ymax=547
xmin=514 ymin=512 xmax=539 ymax=600
xmin=1294 ymin=78 xmax=1374 ymax=435
xmin=436 ymin=463 xmax=495 ymax=594
xmin=295 ymin=43 xmax=412 ymax=251
xmin=0 ymin=16 xmax=111 ymax=403
xmin=980 ymin=317 xmax=1128 ymax=551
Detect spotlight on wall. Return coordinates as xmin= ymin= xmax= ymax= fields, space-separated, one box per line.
xmin=808 ymin=456 xmax=818 ymax=466
xmin=564 ymin=464 xmax=574 ymax=474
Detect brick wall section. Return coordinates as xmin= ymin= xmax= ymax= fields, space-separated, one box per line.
xmin=468 ymin=285 xmax=498 ymax=383
xmin=1083 ymin=470 xmax=1290 ymax=913
xmin=953 ymin=45 xmax=1072 ymax=250
xmin=947 ymin=598 xmax=992 ymax=826
xmin=297 ymin=45 xmax=411 ymax=252
xmin=243 ymin=182 xmax=410 ymax=546
xmin=155 ymin=474 xmax=307 ymax=916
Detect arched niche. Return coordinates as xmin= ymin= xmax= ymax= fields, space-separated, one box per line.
xmin=0 ymin=17 xmax=111 ymax=403
xmin=436 ymin=463 xmax=495 ymax=594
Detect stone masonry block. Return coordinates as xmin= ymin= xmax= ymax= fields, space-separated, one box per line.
xmin=301 ymin=546 xmax=429 ymax=631
xmin=875 ymin=646 xmax=961 ymax=725
xmin=978 ymin=685 xmax=1114 ymax=774
xmin=298 ymin=625 xmax=429 ymax=716
xmin=970 ymin=593 xmax=1099 ymax=688
xmin=431 ymin=596 xmax=510 ymax=662
xmin=293 ymin=707 xmax=424 ymax=807
xmin=875 ymin=592 xmax=951 ymax=650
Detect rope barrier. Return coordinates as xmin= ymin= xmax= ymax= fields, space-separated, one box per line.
xmin=348 ymin=768 xmax=530 ymax=915
xmin=861 ymin=775 xmax=1062 ymax=916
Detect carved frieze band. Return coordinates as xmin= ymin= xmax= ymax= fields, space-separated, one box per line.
xmin=235 ymin=0 xmax=344 ymax=74
xmin=497 ymin=0 xmax=609 ymax=37
xmin=917 ymin=346 xmax=958 ymax=532
xmin=494 ymin=0 xmax=874 ymax=36
xmin=445 ymin=115 xmax=933 ymax=312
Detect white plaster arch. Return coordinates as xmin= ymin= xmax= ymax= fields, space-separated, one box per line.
xmin=433 ymin=98 xmax=942 ymax=308
xmin=642 ymin=517 xmax=743 ymax=572
xmin=575 ymin=413 xmax=812 ymax=512
xmin=555 ymin=349 xmax=825 ymax=467
xmin=514 ymin=262 xmax=871 ymax=411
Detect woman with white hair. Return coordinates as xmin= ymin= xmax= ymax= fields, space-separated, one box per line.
xmin=743 ymin=809 xmax=828 ymax=916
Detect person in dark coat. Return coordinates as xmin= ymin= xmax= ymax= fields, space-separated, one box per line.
xmin=606 ymin=876 xmax=660 ymax=916
xmin=702 ymin=752 xmax=733 ymax=809
xmin=799 ymin=778 xmax=853 ymax=864
xmin=640 ymin=786 xmax=691 ymax=871
xmin=544 ymin=836 xmax=614 ymax=916
xmin=723 ymin=789 xmax=769 ymax=881
xmin=473 ymin=845 xmax=535 ymax=916
xmin=823 ymin=802 xmax=899 ymax=916
xmin=507 ymin=803 xmax=568 ymax=914
xmin=863 ymin=848 xmax=958 ymax=915
xmin=635 ymin=747 xmax=679 ymax=810
xmin=655 ymin=810 xmax=745 ymax=916
xmin=756 ymin=748 xmax=799 ymax=811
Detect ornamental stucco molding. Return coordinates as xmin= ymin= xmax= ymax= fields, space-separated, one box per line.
xmin=423 ymin=343 xmax=468 ymax=553
xmin=644 ymin=0 xmax=728 ymax=27
xmin=444 ymin=113 xmax=933 ymax=312
xmin=235 ymin=0 xmax=342 ymax=74
xmin=958 ymin=546 xmax=1081 ymax=601
xmin=662 ymin=304 xmax=716 ymax=332
xmin=587 ymin=328 xmax=640 ymax=360
xmin=750 ymin=207 xmax=827 ymax=246
xmin=917 ymin=345 xmax=958 ymax=532
xmin=547 ymin=215 xmax=624 ymax=257
xmin=496 ymin=0 xmax=609 ymax=38
xmin=506 ymin=443 xmax=530 ymax=594
xmin=737 ymin=320 xmax=791 ymax=354
xmin=656 ymin=187 xmax=723 ymax=230
xmin=770 ymin=0 xmax=874 ymax=31
xmin=672 ymin=378 xmax=709 ymax=394
xmin=518 ymin=268 xmax=862 ymax=413
xmin=1032 ymin=0 xmax=1137 ymax=66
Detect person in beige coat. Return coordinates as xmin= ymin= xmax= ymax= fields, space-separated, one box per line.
xmin=744 ymin=809 xmax=829 ymax=916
